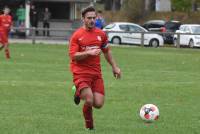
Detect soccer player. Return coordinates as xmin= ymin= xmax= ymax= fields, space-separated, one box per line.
xmin=0 ymin=7 xmax=12 ymax=59
xmin=69 ymin=6 xmax=121 ymax=130
xmin=95 ymin=10 xmax=105 ymax=29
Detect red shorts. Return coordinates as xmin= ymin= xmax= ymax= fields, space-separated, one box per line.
xmin=73 ymin=74 xmax=105 ymax=96
xmin=0 ymin=32 xmax=8 ymax=45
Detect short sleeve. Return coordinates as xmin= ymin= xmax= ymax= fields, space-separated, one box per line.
xmin=101 ymin=31 xmax=110 ymax=53
xmin=69 ymin=33 xmax=79 ymax=60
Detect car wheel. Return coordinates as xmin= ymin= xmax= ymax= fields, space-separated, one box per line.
xmin=189 ymin=39 xmax=194 ymax=48
xmin=112 ymin=37 xmax=121 ymax=44
xmin=149 ymin=39 xmax=159 ymax=47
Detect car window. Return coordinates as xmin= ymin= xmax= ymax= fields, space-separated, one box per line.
xmin=151 ymin=24 xmax=164 ymax=28
xmin=104 ymin=23 xmax=116 ymax=29
xmin=191 ymin=26 xmax=200 ymax=34
xmin=179 ymin=26 xmax=185 ymax=31
xmin=119 ymin=24 xmax=129 ymax=31
xmin=128 ymin=25 xmax=137 ymax=32
xmin=165 ymin=22 xmax=181 ymax=30
xmin=129 ymin=25 xmax=146 ymax=32
xmin=184 ymin=26 xmax=190 ymax=32
xmin=143 ymin=20 xmax=166 ymax=30
xmin=145 ymin=23 xmax=163 ymax=28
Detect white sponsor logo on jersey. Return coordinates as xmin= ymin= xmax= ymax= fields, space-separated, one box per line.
xmin=97 ymin=36 xmax=102 ymax=41
xmin=78 ymin=37 xmax=84 ymax=41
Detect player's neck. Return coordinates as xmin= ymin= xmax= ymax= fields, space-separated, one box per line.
xmin=83 ymin=26 xmax=95 ymax=31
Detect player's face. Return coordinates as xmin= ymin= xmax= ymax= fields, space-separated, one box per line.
xmin=83 ymin=11 xmax=96 ymax=29
xmin=4 ymin=8 xmax=10 ymax=15
xmin=97 ymin=13 xmax=102 ymax=18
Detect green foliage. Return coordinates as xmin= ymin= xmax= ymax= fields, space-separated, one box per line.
xmin=171 ymin=0 xmax=192 ymax=11
xmin=121 ymin=0 xmax=145 ymax=21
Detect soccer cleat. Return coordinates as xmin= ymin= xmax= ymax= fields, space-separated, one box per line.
xmin=72 ymin=85 xmax=80 ymax=105
xmin=74 ymin=95 xmax=80 ymax=105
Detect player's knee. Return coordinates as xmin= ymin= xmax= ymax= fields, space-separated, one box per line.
xmin=4 ymin=45 xmax=9 ymax=49
xmin=93 ymin=102 xmax=104 ymax=109
xmin=85 ymin=94 xmax=93 ymax=106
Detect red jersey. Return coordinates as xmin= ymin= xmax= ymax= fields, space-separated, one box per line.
xmin=0 ymin=14 xmax=12 ymax=33
xmin=69 ymin=27 xmax=109 ymax=75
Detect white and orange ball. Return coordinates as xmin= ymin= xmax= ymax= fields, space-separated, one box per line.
xmin=139 ymin=104 xmax=159 ymax=122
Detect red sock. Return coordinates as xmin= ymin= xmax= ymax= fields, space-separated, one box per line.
xmin=82 ymin=103 xmax=93 ymax=129
xmin=5 ymin=48 xmax=10 ymax=59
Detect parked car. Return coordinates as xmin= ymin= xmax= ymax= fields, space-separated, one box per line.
xmin=103 ymin=22 xmax=164 ymax=47
xmin=143 ymin=20 xmax=181 ymax=44
xmin=173 ymin=24 xmax=200 ymax=48
xmin=143 ymin=20 xmax=166 ymax=32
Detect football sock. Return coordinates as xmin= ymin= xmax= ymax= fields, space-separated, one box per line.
xmin=83 ymin=103 xmax=93 ymax=129
xmin=5 ymin=48 xmax=10 ymax=59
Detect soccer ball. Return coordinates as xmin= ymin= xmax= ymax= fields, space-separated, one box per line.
xmin=139 ymin=104 xmax=159 ymax=122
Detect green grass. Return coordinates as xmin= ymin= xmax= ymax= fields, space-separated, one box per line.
xmin=0 ymin=44 xmax=200 ymax=134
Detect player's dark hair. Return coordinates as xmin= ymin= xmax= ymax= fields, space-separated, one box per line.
xmin=81 ymin=6 xmax=96 ymax=18
xmin=4 ymin=6 xmax=10 ymax=10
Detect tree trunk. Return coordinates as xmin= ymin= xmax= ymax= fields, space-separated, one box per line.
xmin=104 ymin=0 xmax=122 ymax=11
xmin=104 ymin=0 xmax=112 ymax=10
xmin=191 ymin=0 xmax=197 ymax=11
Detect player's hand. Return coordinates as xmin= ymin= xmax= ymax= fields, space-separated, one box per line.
xmin=87 ymin=48 xmax=101 ymax=56
xmin=112 ymin=66 xmax=121 ymax=79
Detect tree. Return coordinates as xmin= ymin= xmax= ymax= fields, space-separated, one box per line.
xmin=172 ymin=0 xmax=200 ymax=12
xmin=121 ymin=0 xmax=146 ymax=21
xmin=104 ymin=0 xmax=121 ymax=11
xmin=171 ymin=0 xmax=191 ymax=12
xmin=191 ymin=0 xmax=200 ymax=11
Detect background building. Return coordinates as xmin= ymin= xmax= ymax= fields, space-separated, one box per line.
xmin=0 ymin=0 xmax=94 ymax=36
xmin=155 ymin=0 xmax=171 ymax=12
xmin=144 ymin=0 xmax=171 ymax=12
xmin=32 ymin=0 xmax=94 ymax=20
xmin=0 ymin=0 xmax=94 ymax=21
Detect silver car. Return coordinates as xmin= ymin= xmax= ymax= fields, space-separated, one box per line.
xmin=103 ymin=22 xmax=164 ymax=47
xmin=174 ymin=24 xmax=200 ymax=48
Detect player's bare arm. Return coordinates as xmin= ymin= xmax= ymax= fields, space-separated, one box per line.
xmin=103 ymin=49 xmax=121 ymax=79
xmin=73 ymin=48 xmax=101 ymax=61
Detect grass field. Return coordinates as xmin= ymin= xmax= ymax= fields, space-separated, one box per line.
xmin=0 ymin=44 xmax=200 ymax=134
